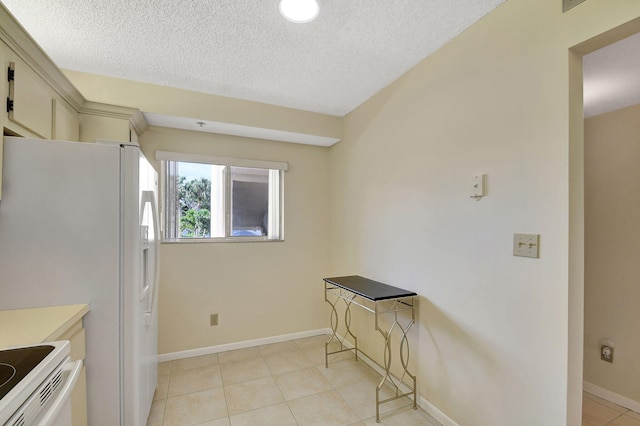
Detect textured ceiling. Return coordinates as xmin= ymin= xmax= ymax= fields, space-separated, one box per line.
xmin=1 ymin=0 xmax=506 ymax=117
xmin=2 ymin=0 xmax=635 ymax=123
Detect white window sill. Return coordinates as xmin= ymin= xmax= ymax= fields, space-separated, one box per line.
xmin=161 ymin=237 xmax=284 ymax=244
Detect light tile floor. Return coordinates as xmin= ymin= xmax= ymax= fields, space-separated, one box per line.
xmin=147 ymin=335 xmax=440 ymax=426
xmin=583 ymin=391 xmax=640 ymax=426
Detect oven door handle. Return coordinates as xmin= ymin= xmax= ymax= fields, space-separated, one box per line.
xmin=37 ymin=359 xmax=83 ymax=426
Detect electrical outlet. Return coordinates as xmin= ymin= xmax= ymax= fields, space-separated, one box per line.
xmin=601 ymin=345 xmax=614 ymax=363
xmin=210 ymin=313 xmax=218 ymax=326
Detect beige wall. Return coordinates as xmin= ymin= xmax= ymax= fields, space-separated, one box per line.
xmin=584 ymin=103 xmax=640 ymax=403
xmin=79 ymin=114 xmax=130 ymax=143
xmin=140 ymin=127 xmax=331 ymax=354
xmin=63 ymin=70 xmax=342 ymax=142
xmin=329 ymin=1 xmax=640 ymax=425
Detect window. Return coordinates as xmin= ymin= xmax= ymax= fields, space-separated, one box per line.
xmin=157 ymin=151 xmax=286 ymax=242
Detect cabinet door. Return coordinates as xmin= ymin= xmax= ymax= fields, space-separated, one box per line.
xmin=8 ymin=59 xmax=53 ymax=139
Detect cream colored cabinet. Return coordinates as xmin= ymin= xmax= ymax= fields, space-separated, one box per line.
xmin=0 ymin=304 xmax=89 ymax=426
xmin=5 ymin=57 xmax=80 ymax=141
xmin=7 ymin=58 xmax=53 ymax=139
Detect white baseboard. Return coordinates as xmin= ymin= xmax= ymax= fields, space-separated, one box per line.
xmin=417 ymin=395 xmax=459 ymax=426
xmin=157 ymin=328 xmax=331 ymax=362
xmin=583 ymin=381 xmax=640 ymax=413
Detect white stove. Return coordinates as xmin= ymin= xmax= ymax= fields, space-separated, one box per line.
xmin=0 ymin=341 xmax=82 ymax=426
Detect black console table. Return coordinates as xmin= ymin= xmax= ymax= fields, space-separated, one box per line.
xmin=323 ymin=275 xmax=417 ymax=422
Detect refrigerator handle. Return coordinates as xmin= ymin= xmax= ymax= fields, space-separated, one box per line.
xmin=140 ymin=190 xmax=160 ymax=327
xmin=139 ymin=192 xmax=152 ymax=301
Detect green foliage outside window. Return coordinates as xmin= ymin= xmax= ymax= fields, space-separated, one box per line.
xmin=178 ymin=176 xmax=211 ymax=237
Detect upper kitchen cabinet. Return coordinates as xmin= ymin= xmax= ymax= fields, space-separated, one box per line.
xmin=7 ymin=58 xmax=54 ymax=139
xmin=5 ymin=58 xmax=80 ymax=141
xmin=0 ymin=3 xmax=84 ymax=140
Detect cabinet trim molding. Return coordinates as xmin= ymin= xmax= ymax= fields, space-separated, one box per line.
xmin=80 ymin=101 xmax=139 ymax=120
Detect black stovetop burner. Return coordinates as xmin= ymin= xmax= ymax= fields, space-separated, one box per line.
xmin=0 ymin=345 xmax=54 ymax=400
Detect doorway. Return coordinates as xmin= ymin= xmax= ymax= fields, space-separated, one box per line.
xmin=569 ymin=17 xmax=640 ymax=424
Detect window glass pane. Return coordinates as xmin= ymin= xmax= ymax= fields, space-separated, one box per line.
xmin=230 ymin=167 xmax=269 ymax=237
xmin=162 ymin=159 xmax=282 ymax=241
xmin=178 ymin=162 xmax=210 ymax=238
xmin=173 ymin=162 xmax=224 ymax=238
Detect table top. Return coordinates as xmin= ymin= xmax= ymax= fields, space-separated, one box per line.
xmin=323 ymin=275 xmax=417 ymax=301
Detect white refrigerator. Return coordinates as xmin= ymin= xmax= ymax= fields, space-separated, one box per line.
xmin=0 ymin=136 xmax=160 ymax=426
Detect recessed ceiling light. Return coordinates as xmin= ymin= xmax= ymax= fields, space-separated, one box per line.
xmin=279 ymin=0 xmax=320 ymax=24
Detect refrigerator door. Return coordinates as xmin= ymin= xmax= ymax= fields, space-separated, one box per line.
xmin=121 ymin=145 xmax=159 ymax=426
xmin=0 ymin=137 xmax=122 ymax=425
xmin=140 ymin=152 xmax=159 ymax=423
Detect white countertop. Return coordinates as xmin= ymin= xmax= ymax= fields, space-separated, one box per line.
xmin=0 ymin=304 xmax=89 ymax=349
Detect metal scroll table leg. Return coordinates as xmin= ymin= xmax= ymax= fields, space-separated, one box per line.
xmin=344 ymin=293 xmax=358 ymax=361
xmin=374 ymin=297 xmax=416 ymax=422
xmin=324 ymin=284 xmax=358 ymax=367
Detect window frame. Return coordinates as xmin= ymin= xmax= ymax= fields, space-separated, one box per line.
xmin=157 ymin=151 xmax=287 ymax=243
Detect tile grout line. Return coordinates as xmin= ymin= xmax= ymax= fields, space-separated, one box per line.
xmin=226 ymin=346 xmax=297 ymax=425
xmin=160 ymin=361 xmax=173 ymax=426
xmin=603 ymin=411 xmax=639 ymax=426
xmin=271 ymin=342 xmax=303 ymax=425
xmin=221 ymin=360 xmax=231 ymax=426
xmin=266 ymin=342 xmax=357 ymax=425
xmin=263 ymin=350 xmax=300 ymax=425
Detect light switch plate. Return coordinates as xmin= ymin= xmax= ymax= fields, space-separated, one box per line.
xmin=471 ymin=174 xmax=486 ymax=199
xmin=513 ymin=233 xmax=540 ymax=258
